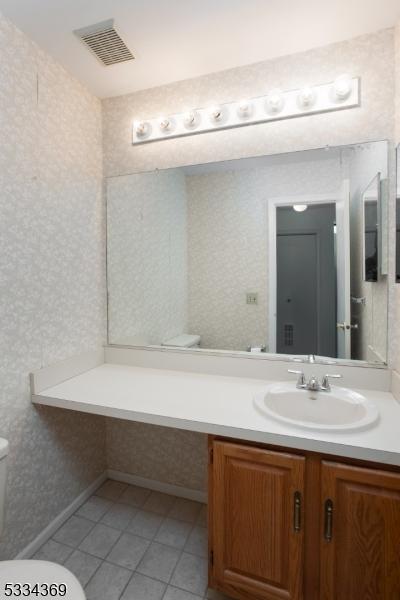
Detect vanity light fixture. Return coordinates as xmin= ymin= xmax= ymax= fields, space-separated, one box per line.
xmin=183 ymin=110 xmax=199 ymax=129
xmin=209 ymin=106 xmax=224 ymax=123
xmin=134 ymin=120 xmax=151 ymax=138
xmin=159 ymin=117 xmax=172 ymax=132
xmin=265 ymin=89 xmax=285 ymax=114
xmin=237 ymin=100 xmax=253 ymax=119
xmin=132 ymin=77 xmax=360 ymax=144
xmin=297 ymin=87 xmax=317 ymax=109
xmin=333 ymin=74 xmax=352 ymax=101
xmin=293 ymin=204 xmax=308 ymax=212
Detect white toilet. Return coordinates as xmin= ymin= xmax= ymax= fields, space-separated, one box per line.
xmin=0 ymin=439 xmax=86 ymax=599
xmin=162 ymin=333 xmax=201 ymax=348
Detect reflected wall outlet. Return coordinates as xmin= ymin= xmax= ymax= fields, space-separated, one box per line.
xmin=246 ymin=293 xmax=258 ymax=305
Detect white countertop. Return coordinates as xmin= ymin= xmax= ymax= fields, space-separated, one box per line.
xmin=32 ymin=362 xmax=400 ymax=466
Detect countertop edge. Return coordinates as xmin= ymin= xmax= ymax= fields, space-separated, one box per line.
xmin=32 ymin=392 xmax=400 ymax=467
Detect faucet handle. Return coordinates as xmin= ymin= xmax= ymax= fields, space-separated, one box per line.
xmin=288 ymin=369 xmax=306 ymax=388
xmin=321 ymin=373 xmax=342 ymax=391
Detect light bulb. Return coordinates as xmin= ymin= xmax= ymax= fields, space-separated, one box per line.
xmin=134 ymin=120 xmax=151 ymax=138
xmin=293 ymin=204 xmax=308 ymax=213
xmin=333 ymin=74 xmax=352 ymax=101
xmin=209 ymin=106 xmax=224 ymax=123
xmin=265 ymin=89 xmax=285 ymax=114
xmin=159 ymin=117 xmax=172 ymax=131
xmin=237 ymin=100 xmax=253 ymax=118
xmin=298 ymin=87 xmax=317 ymax=109
xmin=183 ymin=110 xmax=199 ymax=129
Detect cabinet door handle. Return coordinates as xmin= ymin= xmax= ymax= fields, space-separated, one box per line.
xmin=324 ymin=499 xmax=333 ymax=542
xmin=293 ymin=491 xmax=301 ymax=532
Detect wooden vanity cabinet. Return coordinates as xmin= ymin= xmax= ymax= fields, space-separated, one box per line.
xmin=320 ymin=461 xmax=400 ymax=600
xmin=209 ymin=440 xmax=305 ymax=600
xmin=208 ymin=438 xmax=400 ymax=600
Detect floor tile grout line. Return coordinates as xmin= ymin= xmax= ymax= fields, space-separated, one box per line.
xmin=76 ymin=518 xmax=123 ymax=559
xmin=82 ymin=556 xmax=105 ymax=593
xmin=116 ymin=566 xmax=136 ymax=600
xmin=100 ymin=501 xmax=139 ymax=530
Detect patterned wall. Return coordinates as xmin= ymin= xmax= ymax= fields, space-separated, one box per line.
xmin=396 ymin=22 xmax=400 ymax=145
xmin=394 ymin=21 xmax=400 ymax=373
xmin=107 ymin=169 xmax=188 ymax=346
xmin=106 ymin=420 xmax=207 ymax=492
xmin=103 ymin=28 xmax=396 ymax=488
xmin=0 ymin=12 xmax=106 ymax=558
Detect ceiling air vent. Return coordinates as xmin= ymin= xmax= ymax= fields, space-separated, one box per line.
xmin=74 ymin=19 xmax=134 ymax=66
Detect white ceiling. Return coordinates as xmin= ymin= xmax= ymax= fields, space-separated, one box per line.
xmin=1 ymin=0 xmax=399 ymax=99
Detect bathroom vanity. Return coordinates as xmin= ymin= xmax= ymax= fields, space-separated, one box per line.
xmin=208 ymin=437 xmax=400 ymax=600
xmin=30 ymin=344 xmax=400 ymax=600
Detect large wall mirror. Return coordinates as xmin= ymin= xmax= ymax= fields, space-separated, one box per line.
xmin=107 ymin=141 xmax=389 ymax=365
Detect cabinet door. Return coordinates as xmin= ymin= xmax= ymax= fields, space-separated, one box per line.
xmin=211 ymin=441 xmax=305 ymax=600
xmin=320 ymin=461 xmax=400 ymax=600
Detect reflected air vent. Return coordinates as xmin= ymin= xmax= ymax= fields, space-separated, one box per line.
xmin=74 ymin=19 xmax=134 ymax=66
xmin=284 ymin=324 xmax=294 ymax=347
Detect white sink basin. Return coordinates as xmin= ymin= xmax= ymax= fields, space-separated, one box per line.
xmin=254 ymin=383 xmax=379 ymax=432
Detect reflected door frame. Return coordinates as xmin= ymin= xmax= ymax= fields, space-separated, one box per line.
xmin=268 ymin=184 xmax=351 ymax=358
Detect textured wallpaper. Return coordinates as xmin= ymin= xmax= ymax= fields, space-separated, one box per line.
xmin=394 ymin=21 xmax=400 ymax=373
xmin=102 ymin=28 xmax=396 ymax=487
xmin=106 ymin=420 xmax=207 ymax=492
xmin=186 ymin=157 xmax=343 ymax=351
xmin=396 ymin=22 xmax=400 ymax=145
xmin=0 ymin=12 xmax=106 ymax=558
xmin=107 ymin=169 xmax=188 ymax=346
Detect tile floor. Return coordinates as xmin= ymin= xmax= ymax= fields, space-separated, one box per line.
xmin=33 ymin=480 xmax=231 ymax=600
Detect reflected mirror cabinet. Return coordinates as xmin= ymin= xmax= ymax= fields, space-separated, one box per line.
xmin=106 ymin=141 xmax=390 ymax=366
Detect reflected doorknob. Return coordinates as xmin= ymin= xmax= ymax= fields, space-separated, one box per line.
xmin=336 ymin=322 xmax=358 ymax=330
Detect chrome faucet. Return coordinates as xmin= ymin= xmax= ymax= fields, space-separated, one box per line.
xmin=288 ymin=370 xmax=342 ymax=392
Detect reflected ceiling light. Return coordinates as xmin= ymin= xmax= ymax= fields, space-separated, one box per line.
xmin=265 ymin=89 xmax=285 ymax=114
xmin=333 ymin=74 xmax=352 ymax=101
xmin=293 ymin=204 xmax=308 ymax=212
xmin=183 ymin=110 xmax=199 ymax=129
xmin=237 ymin=100 xmax=253 ymax=118
xmin=298 ymin=87 xmax=317 ymax=109
xmin=134 ymin=120 xmax=151 ymax=138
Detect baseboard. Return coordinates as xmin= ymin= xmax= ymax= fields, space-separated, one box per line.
xmin=107 ymin=469 xmax=207 ymax=504
xmin=15 ymin=472 xmax=108 ymax=559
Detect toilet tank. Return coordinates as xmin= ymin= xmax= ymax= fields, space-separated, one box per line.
xmin=0 ymin=439 xmax=9 ymax=538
